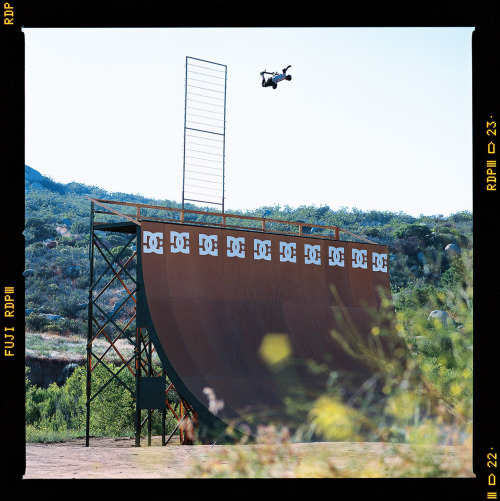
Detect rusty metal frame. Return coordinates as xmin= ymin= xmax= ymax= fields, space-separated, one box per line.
xmin=86 ymin=201 xmax=199 ymax=447
xmin=87 ymin=197 xmax=376 ymax=244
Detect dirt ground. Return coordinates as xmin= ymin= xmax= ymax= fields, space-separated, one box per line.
xmin=23 ymin=436 xmax=474 ymax=479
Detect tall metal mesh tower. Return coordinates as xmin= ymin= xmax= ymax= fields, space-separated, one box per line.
xmin=182 ymin=57 xmax=227 ymax=213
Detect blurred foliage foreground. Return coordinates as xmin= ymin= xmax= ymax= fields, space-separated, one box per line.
xmin=186 ymin=252 xmax=473 ymax=478
xmin=25 ymin=251 xmax=473 ymax=477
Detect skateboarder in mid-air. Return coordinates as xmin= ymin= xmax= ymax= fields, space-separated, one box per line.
xmin=260 ymin=65 xmax=292 ymax=89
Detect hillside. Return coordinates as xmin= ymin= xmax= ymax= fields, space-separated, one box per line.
xmin=24 ymin=165 xmax=473 ymax=389
xmin=24 ymin=164 xmax=472 ymax=334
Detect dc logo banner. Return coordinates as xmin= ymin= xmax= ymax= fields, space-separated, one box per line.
xmin=143 ymin=231 xmax=164 ymax=255
xmin=304 ymin=244 xmax=321 ymax=265
xmin=372 ymin=252 xmax=388 ymax=273
xmin=227 ymin=236 xmax=245 ymax=258
xmin=170 ymin=231 xmax=190 ymax=254
xmin=279 ymin=242 xmax=296 ymax=263
xmin=352 ymin=248 xmax=368 ymax=269
xmin=328 ymin=246 xmax=345 ymax=267
xmin=254 ymin=239 xmax=272 ymax=261
xmin=199 ymin=234 xmax=218 ymax=256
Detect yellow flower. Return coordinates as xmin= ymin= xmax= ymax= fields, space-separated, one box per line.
xmin=259 ymin=333 xmax=292 ymax=367
xmin=385 ymin=391 xmax=416 ymax=422
xmin=395 ymin=347 xmax=405 ymax=358
xmin=308 ymin=395 xmax=361 ymax=441
xmin=382 ymin=298 xmax=391 ymax=308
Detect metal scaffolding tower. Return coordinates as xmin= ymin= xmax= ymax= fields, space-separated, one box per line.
xmin=86 ymin=200 xmax=198 ymax=447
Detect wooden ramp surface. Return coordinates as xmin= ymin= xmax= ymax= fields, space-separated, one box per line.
xmin=140 ymin=221 xmax=414 ymax=435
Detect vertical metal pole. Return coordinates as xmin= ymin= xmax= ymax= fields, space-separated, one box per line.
xmin=179 ymin=398 xmax=184 ymax=444
xmin=147 ymin=413 xmax=152 ymax=447
xmin=222 ymin=64 xmax=227 ymax=215
xmin=135 ymin=328 xmax=141 ymax=447
xmin=182 ymin=56 xmax=188 ymax=211
xmin=86 ymin=202 xmax=95 ymax=447
xmin=147 ymin=335 xmax=152 ymax=446
xmin=162 ymin=408 xmax=166 ymax=446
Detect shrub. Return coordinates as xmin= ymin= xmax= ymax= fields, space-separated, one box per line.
xmin=395 ymin=224 xmax=432 ymax=246
xmin=25 ymin=216 xmax=58 ymax=243
xmin=397 ymin=236 xmax=422 ymax=257
xmin=26 ymin=313 xmax=51 ymax=332
xmin=25 ymin=365 xmax=181 ymax=442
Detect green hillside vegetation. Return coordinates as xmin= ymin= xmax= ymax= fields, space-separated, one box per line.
xmin=24 ymin=166 xmax=473 ymax=450
xmin=24 ymin=167 xmax=472 ymax=335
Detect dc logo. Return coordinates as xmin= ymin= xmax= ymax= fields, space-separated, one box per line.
xmin=170 ymin=231 xmax=190 ymax=254
xmin=199 ymin=234 xmax=218 ymax=256
xmin=304 ymin=244 xmax=321 ymax=265
xmin=372 ymin=252 xmax=388 ymax=273
xmin=328 ymin=246 xmax=345 ymax=267
xmin=143 ymin=231 xmax=164 ymax=255
xmin=227 ymin=236 xmax=245 ymax=258
xmin=279 ymin=242 xmax=296 ymax=263
xmin=352 ymin=248 xmax=368 ymax=269
xmin=254 ymin=239 xmax=272 ymax=261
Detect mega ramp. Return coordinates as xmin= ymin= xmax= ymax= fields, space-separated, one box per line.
xmin=138 ymin=219 xmax=425 ymax=437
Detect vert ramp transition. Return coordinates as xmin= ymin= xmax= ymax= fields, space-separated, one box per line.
xmin=138 ymin=221 xmax=441 ymax=439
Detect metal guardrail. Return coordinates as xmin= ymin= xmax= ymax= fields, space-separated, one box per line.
xmin=87 ymin=197 xmax=376 ymax=244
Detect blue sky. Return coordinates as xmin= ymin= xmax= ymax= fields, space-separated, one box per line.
xmin=24 ymin=27 xmax=473 ymax=216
